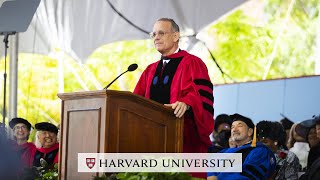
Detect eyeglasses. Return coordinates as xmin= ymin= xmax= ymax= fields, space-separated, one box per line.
xmin=149 ymin=31 xmax=175 ymax=39
xmin=13 ymin=125 xmax=27 ymax=131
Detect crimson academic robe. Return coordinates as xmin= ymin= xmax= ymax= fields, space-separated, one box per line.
xmin=12 ymin=142 xmax=36 ymax=168
xmin=33 ymin=143 xmax=59 ymax=168
xmin=134 ymin=50 xmax=214 ymax=153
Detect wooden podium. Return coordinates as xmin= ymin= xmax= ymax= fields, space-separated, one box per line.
xmin=57 ymin=90 xmax=184 ymax=180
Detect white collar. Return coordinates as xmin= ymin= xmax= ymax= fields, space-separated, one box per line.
xmin=162 ymin=48 xmax=179 ymax=63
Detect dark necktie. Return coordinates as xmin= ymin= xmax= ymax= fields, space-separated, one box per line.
xmin=160 ymin=61 xmax=167 ymax=78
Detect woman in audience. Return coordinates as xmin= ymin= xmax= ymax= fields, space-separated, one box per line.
xmin=257 ymin=121 xmax=301 ymax=180
xmin=287 ymin=123 xmax=310 ymax=170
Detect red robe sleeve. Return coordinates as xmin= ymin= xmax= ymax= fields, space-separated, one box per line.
xmin=17 ymin=142 xmax=37 ymax=168
xmin=172 ymin=54 xmax=214 ymax=148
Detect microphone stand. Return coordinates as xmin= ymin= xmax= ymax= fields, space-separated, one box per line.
xmin=103 ymin=70 xmax=128 ymax=89
xmin=1 ymin=31 xmax=16 ymax=129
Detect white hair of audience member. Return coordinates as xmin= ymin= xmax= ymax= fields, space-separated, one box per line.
xmin=35 ymin=131 xmax=42 ymax=148
xmin=34 ymin=130 xmax=60 ymax=148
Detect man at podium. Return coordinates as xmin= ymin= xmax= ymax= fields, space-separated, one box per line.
xmin=134 ymin=17 xmax=214 ymax=155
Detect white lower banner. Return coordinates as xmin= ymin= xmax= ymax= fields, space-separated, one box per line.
xmin=78 ymin=153 xmax=242 ymax=172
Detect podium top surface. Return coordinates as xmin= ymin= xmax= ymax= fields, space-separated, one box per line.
xmin=57 ymin=90 xmax=127 ymax=99
xmin=57 ymin=90 xmax=175 ymax=113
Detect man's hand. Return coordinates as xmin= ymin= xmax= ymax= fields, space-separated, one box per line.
xmin=164 ymin=101 xmax=190 ymax=118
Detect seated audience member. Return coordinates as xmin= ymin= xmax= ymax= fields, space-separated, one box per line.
xmin=307 ymin=126 xmax=320 ymax=168
xmin=288 ymin=123 xmax=310 ymax=170
xmin=207 ymin=114 xmax=276 ymax=180
xmin=33 ymin=122 xmax=59 ymax=168
xmin=280 ymin=117 xmax=294 ymax=149
xmin=212 ymin=114 xmax=231 ymax=136
xmin=257 ymin=120 xmax=301 ymax=180
xmin=298 ymin=115 xmax=320 ymax=170
xmin=208 ymin=114 xmax=232 ymax=152
xmin=9 ymin=117 xmax=36 ymax=168
xmin=300 ymin=117 xmax=320 ymax=180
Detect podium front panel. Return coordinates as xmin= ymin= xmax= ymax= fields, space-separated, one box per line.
xmin=58 ymin=90 xmax=183 ymax=180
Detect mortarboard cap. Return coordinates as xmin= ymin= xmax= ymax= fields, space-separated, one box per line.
xmin=9 ymin=117 xmax=32 ymax=130
xmin=35 ymin=122 xmax=58 ymax=134
xmin=230 ymin=113 xmax=255 ymax=129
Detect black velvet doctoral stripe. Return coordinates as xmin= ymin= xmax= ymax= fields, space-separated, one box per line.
xmin=259 ymin=165 xmax=267 ymax=173
xmin=198 ymin=89 xmax=213 ymax=102
xmin=234 ymin=146 xmax=254 ymax=162
xmin=194 ymin=79 xmax=213 ymax=90
xmin=33 ymin=148 xmax=59 ymax=167
xmin=240 ymin=171 xmax=256 ymax=180
xmin=246 ymin=164 xmax=264 ymax=180
xmin=150 ymin=57 xmax=183 ymax=104
xmin=203 ymin=102 xmax=214 ymax=115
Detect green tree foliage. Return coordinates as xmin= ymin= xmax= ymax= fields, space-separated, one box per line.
xmin=208 ymin=0 xmax=319 ymax=84
xmin=86 ymin=40 xmax=157 ymax=91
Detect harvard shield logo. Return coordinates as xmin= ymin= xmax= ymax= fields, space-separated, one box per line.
xmin=86 ymin=158 xmax=96 ymax=169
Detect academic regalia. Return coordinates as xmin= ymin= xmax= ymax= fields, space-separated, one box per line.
xmin=207 ymin=142 xmax=277 ymax=180
xmin=134 ymin=50 xmax=214 ymax=153
xmin=33 ymin=122 xmax=59 ymax=168
xmin=9 ymin=117 xmax=32 ymax=130
xmin=33 ymin=143 xmax=59 ymax=168
xmin=8 ymin=117 xmax=36 ymax=168
xmin=13 ymin=142 xmax=37 ymax=168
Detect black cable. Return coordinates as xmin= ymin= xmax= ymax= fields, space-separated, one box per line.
xmin=105 ymin=0 xmax=149 ymax=35
xmin=199 ymin=40 xmax=235 ymax=83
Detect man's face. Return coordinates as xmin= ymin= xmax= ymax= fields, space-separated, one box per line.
xmin=152 ymin=21 xmax=179 ymax=56
xmin=13 ymin=123 xmax=30 ymax=141
xmin=231 ymin=121 xmax=252 ymax=145
xmin=38 ymin=131 xmax=57 ymax=148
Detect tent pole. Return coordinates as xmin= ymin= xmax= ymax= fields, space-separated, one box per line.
xmin=8 ymin=33 xmax=18 ymax=130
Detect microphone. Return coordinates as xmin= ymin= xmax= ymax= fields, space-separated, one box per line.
xmin=103 ymin=63 xmax=138 ymax=89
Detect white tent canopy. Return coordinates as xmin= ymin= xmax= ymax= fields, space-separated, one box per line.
xmin=0 ymin=0 xmax=247 ymax=123
xmin=1 ymin=0 xmax=246 ymax=62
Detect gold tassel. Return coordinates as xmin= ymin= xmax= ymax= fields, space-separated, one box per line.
xmin=251 ymin=126 xmax=257 ymax=147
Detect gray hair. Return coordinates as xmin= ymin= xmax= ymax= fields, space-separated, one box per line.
xmin=35 ymin=131 xmax=42 ymax=148
xmin=157 ymin=18 xmax=180 ymax=32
